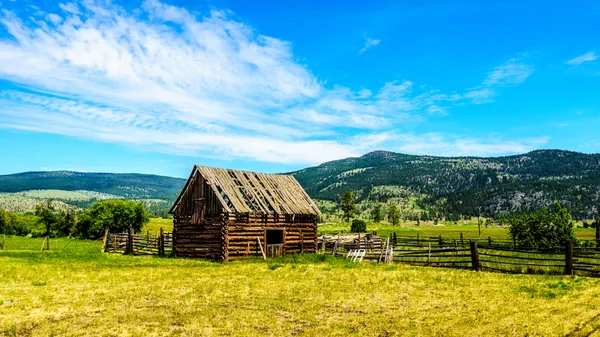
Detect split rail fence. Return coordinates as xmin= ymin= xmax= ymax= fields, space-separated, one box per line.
xmin=321 ymin=233 xmax=600 ymax=278
xmin=102 ymin=227 xmax=172 ymax=256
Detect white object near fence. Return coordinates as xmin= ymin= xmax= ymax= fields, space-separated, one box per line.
xmin=346 ymin=249 xmax=366 ymax=262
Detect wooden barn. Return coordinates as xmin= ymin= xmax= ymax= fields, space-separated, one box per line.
xmin=169 ymin=165 xmax=320 ymax=261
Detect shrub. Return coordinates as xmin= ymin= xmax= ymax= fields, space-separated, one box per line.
xmin=75 ymin=200 xmax=149 ymax=239
xmin=508 ymin=202 xmax=577 ymax=249
xmin=351 ymin=219 xmax=367 ymax=233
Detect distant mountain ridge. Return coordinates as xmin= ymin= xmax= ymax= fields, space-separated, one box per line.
xmin=291 ymin=149 xmax=600 ymax=219
xmin=0 ymin=171 xmax=186 ymax=201
xmin=3 ymin=149 xmax=600 ymax=219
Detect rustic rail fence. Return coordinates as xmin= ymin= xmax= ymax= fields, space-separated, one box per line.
xmin=102 ymin=228 xmax=172 ymax=257
xmin=320 ymin=233 xmax=600 ymax=278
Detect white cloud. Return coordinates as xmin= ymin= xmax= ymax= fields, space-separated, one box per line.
xmin=359 ymin=36 xmax=380 ymax=54
xmin=482 ymin=59 xmax=534 ymax=86
xmin=0 ymin=1 xmax=542 ymax=165
xmin=465 ymin=58 xmax=533 ymax=104
xmin=566 ymin=52 xmax=597 ymax=66
xmin=425 ymin=105 xmax=446 ymax=116
xmin=393 ymin=134 xmax=549 ymax=157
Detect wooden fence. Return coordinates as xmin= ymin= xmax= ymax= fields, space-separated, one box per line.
xmin=322 ymin=233 xmax=600 ymax=278
xmin=102 ymin=228 xmax=172 ymax=257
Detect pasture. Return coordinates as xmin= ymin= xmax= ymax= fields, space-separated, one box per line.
xmin=318 ymin=221 xmax=599 ymax=241
xmin=2 ymin=236 xmax=600 ymax=336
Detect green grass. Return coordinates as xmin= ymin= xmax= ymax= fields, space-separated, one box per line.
xmin=143 ymin=217 xmax=174 ymax=234
xmin=2 ymin=237 xmax=600 ymax=336
xmin=319 ymin=222 xmax=599 ymax=241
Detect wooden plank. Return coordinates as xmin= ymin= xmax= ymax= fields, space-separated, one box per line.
xmin=257 ymin=238 xmax=266 ymax=260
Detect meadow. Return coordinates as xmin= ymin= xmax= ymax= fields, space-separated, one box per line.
xmin=2 ymin=236 xmax=600 ymax=336
xmin=318 ymin=221 xmax=600 ymax=241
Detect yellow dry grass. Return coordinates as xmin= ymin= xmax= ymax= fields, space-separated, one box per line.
xmin=2 ymin=240 xmax=600 ymax=336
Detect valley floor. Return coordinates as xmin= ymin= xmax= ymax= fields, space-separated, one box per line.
xmin=1 ymin=238 xmax=600 ymax=336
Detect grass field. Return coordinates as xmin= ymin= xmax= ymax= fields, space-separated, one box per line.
xmin=318 ymin=222 xmax=600 ymax=241
xmin=2 ymin=236 xmax=600 ymax=336
xmin=144 ymin=217 xmax=174 ymax=234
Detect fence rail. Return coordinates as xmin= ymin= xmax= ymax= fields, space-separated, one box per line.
xmin=102 ymin=228 xmax=172 ymax=256
xmin=321 ymin=232 xmax=600 ymax=278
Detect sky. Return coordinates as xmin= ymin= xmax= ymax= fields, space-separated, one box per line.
xmin=0 ymin=0 xmax=599 ymax=178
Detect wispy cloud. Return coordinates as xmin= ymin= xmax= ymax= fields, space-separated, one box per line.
xmin=0 ymin=1 xmax=542 ymax=165
xmin=566 ymin=52 xmax=597 ymax=66
xmin=359 ymin=36 xmax=381 ymax=54
xmin=392 ymin=134 xmax=550 ymax=157
xmin=465 ymin=58 xmax=534 ymax=104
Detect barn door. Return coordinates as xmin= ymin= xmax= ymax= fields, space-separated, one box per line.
xmin=265 ymin=229 xmax=284 ymax=257
xmin=191 ymin=199 xmax=204 ymax=224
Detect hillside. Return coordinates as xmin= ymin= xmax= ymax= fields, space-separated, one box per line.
xmin=292 ymin=150 xmax=600 ymax=219
xmin=0 ymin=171 xmax=186 ymax=200
xmin=0 ymin=171 xmax=186 ymax=215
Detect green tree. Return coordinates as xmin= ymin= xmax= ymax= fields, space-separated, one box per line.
xmin=0 ymin=209 xmax=7 ymax=235
xmin=56 ymin=210 xmax=77 ymax=237
xmin=351 ymin=219 xmax=367 ymax=233
xmin=76 ymin=200 xmax=150 ymax=239
xmin=508 ymin=202 xmax=577 ymax=249
xmin=35 ymin=201 xmax=58 ymax=237
xmin=387 ymin=203 xmax=401 ymax=226
xmin=340 ymin=191 xmax=355 ymax=222
xmin=371 ymin=204 xmax=383 ymax=222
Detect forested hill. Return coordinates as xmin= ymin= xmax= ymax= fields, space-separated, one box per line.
xmin=291 ymin=150 xmax=600 ymax=219
xmin=0 ymin=171 xmax=186 ymax=200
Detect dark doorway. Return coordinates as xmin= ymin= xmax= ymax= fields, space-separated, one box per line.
xmin=266 ymin=229 xmax=284 ymax=245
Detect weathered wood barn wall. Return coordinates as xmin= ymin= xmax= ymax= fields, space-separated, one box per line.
xmin=169 ymin=165 xmax=320 ymax=261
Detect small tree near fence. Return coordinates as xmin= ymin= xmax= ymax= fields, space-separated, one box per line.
xmin=340 ymin=191 xmax=356 ymax=222
xmin=387 ymin=203 xmax=401 ymax=226
xmin=371 ymin=204 xmax=383 ymax=222
xmin=76 ymin=200 xmax=150 ymax=239
xmin=508 ymin=202 xmax=577 ymax=249
xmin=351 ymin=219 xmax=367 ymax=233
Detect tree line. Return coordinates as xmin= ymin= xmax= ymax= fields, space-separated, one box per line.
xmin=0 ymin=199 xmax=151 ymax=239
xmin=339 ymin=190 xmax=598 ymax=249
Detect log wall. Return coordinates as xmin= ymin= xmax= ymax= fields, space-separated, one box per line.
xmin=173 ymin=215 xmax=226 ymax=260
xmin=225 ymin=213 xmax=317 ymax=261
xmin=173 ymin=213 xmax=317 ymax=261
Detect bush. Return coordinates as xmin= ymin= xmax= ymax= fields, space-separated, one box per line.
xmin=0 ymin=209 xmax=32 ymax=236
xmin=351 ymin=219 xmax=367 ymax=233
xmin=76 ymin=200 xmax=149 ymax=239
xmin=508 ymin=202 xmax=577 ymax=249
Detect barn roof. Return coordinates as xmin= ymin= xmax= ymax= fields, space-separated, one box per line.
xmin=170 ymin=165 xmax=320 ymax=215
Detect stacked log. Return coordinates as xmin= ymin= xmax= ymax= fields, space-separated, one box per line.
xmin=173 ymin=216 xmax=224 ymax=260
xmin=318 ymin=234 xmax=383 ymax=253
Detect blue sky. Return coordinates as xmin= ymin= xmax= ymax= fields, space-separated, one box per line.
xmin=0 ymin=0 xmax=599 ymax=178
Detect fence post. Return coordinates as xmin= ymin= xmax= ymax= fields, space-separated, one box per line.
xmin=460 ymin=232 xmax=464 ymax=247
xmin=565 ymin=240 xmax=573 ymax=276
xmin=159 ymin=228 xmax=165 ymax=257
xmin=596 ymin=225 xmax=599 ymax=249
xmin=101 ymin=228 xmax=109 ymax=253
xmin=393 ymin=232 xmax=397 ymax=246
xmin=470 ymin=241 xmax=480 ymax=271
xmin=488 ymin=236 xmax=492 ymax=248
xmin=127 ymin=226 xmax=134 ymax=255
xmin=417 ymin=233 xmax=420 ymax=246
xmin=438 ymin=235 xmax=443 ymax=248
